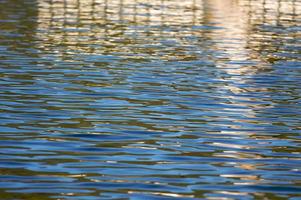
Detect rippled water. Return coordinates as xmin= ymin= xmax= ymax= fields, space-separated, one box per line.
xmin=0 ymin=0 xmax=301 ymax=199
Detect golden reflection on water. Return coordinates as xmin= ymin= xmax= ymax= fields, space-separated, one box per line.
xmin=35 ymin=0 xmax=300 ymax=55
xmin=36 ymin=0 xmax=205 ymax=57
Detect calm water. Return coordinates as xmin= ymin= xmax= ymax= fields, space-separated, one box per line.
xmin=0 ymin=0 xmax=301 ymax=199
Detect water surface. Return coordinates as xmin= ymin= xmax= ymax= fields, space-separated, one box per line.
xmin=0 ymin=0 xmax=301 ymax=199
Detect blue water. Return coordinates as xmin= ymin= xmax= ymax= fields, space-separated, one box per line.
xmin=0 ymin=0 xmax=301 ymax=199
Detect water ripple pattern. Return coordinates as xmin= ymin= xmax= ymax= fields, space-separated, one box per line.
xmin=0 ymin=0 xmax=301 ymax=199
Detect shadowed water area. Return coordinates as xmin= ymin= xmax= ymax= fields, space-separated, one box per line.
xmin=0 ymin=0 xmax=301 ymax=199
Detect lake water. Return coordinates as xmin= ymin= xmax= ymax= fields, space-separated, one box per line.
xmin=0 ymin=0 xmax=301 ymax=199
